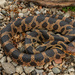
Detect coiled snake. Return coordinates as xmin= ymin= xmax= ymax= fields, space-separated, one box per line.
xmin=1 ymin=14 xmax=75 ymax=66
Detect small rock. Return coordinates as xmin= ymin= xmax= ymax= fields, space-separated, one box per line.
xmin=64 ymin=73 xmax=69 ymax=75
xmin=31 ymin=70 xmax=37 ymax=75
xmin=52 ymin=67 xmax=61 ymax=74
xmin=68 ymin=68 xmax=74 ymax=73
xmin=2 ymin=63 xmax=15 ymax=74
xmin=0 ymin=8 xmax=1 ymax=12
xmin=0 ymin=56 xmax=6 ymax=63
xmin=1 ymin=9 xmax=7 ymax=15
xmin=64 ymin=11 xmax=71 ymax=18
xmin=70 ymin=72 xmax=75 ymax=75
xmin=48 ymin=72 xmax=54 ymax=75
xmin=12 ymin=62 xmax=17 ymax=66
xmin=13 ymin=73 xmax=19 ymax=75
xmin=35 ymin=69 xmax=44 ymax=74
xmin=57 ymin=11 xmax=64 ymax=15
xmin=7 ymin=56 xmax=12 ymax=62
xmin=0 ymin=0 xmax=6 ymax=7
xmin=21 ymin=72 xmax=26 ymax=75
xmin=0 ymin=67 xmax=2 ymax=71
xmin=24 ymin=66 xmax=35 ymax=74
xmin=10 ymin=12 xmax=15 ymax=18
xmin=44 ymin=63 xmax=50 ymax=69
xmin=16 ymin=66 xmax=23 ymax=74
xmin=0 ymin=13 xmax=4 ymax=19
xmin=18 ymin=9 xmax=22 ymax=13
xmin=36 ymin=66 xmax=43 ymax=69
xmin=35 ymin=11 xmax=40 ymax=15
xmin=30 ymin=2 xmax=35 ymax=7
xmin=22 ymin=9 xmax=28 ymax=13
xmin=18 ymin=13 xmax=24 ymax=17
xmin=0 ymin=54 xmax=3 ymax=59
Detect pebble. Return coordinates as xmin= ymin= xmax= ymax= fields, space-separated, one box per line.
xmin=44 ymin=63 xmax=49 ymax=69
xmin=0 ymin=56 xmax=6 ymax=63
xmin=1 ymin=9 xmax=7 ymax=15
xmin=35 ymin=69 xmax=44 ymax=74
xmin=48 ymin=72 xmax=54 ymax=75
xmin=52 ymin=67 xmax=61 ymax=74
xmin=70 ymin=72 xmax=75 ymax=75
xmin=18 ymin=13 xmax=24 ymax=17
xmin=35 ymin=11 xmax=40 ymax=15
xmin=24 ymin=66 xmax=35 ymax=74
xmin=64 ymin=74 xmax=69 ymax=75
xmin=0 ymin=8 xmax=2 ymax=12
xmin=0 ymin=0 xmax=6 ymax=7
xmin=57 ymin=11 xmax=64 ymax=15
xmin=7 ymin=56 xmax=12 ymax=63
xmin=16 ymin=66 xmax=23 ymax=74
xmin=21 ymin=72 xmax=26 ymax=75
xmin=64 ymin=11 xmax=71 ymax=18
xmin=0 ymin=13 xmax=4 ymax=20
xmin=18 ymin=9 xmax=22 ymax=13
xmin=0 ymin=54 xmax=3 ymax=59
xmin=22 ymin=9 xmax=28 ymax=13
xmin=13 ymin=73 xmax=19 ymax=75
xmin=31 ymin=70 xmax=37 ymax=75
xmin=30 ymin=2 xmax=35 ymax=7
xmin=68 ymin=68 xmax=75 ymax=73
xmin=36 ymin=66 xmax=43 ymax=69
xmin=10 ymin=12 xmax=15 ymax=18
xmin=12 ymin=62 xmax=17 ymax=66
xmin=2 ymin=63 xmax=15 ymax=74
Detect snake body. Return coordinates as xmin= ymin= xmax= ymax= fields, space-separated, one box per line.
xmin=1 ymin=14 xmax=75 ymax=66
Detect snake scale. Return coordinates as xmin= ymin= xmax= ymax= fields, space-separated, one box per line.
xmin=1 ymin=14 xmax=75 ymax=66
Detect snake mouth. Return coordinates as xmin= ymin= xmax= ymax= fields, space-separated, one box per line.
xmin=65 ymin=46 xmax=75 ymax=56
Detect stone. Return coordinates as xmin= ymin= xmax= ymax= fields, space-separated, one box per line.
xmin=0 ymin=0 xmax=6 ymax=7
xmin=36 ymin=66 xmax=43 ymax=69
xmin=48 ymin=72 xmax=54 ymax=75
xmin=0 ymin=56 xmax=6 ymax=63
xmin=2 ymin=63 xmax=15 ymax=74
xmin=13 ymin=73 xmax=19 ymax=75
xmin=24 ymin=66 xmax=35 ymax=74
xmin=18 ymin=9 xmax=22 ymax=13
xmin=70 ymin=72 xmax=75 ymax=75
xmin=21 ymin=72 xmax=26 ymax=75
xmin=0 ymin=13 xmax=4 ymax=19
xmin=35 ymin=69 xmax=44 ymax=74
xmin=7 ymin=56 xmax=12 ymax=63
xmin=22 ymin=9 xmax=28 ymax=13
xmin=16 ymin=66 xmax=23 ymax=74
xmin=0 ymin=54 xmax=3 ymax=59
xmin=12 ymin=62 xmax=17 ymax=66
xmin=64 ymin=11 xmax=71 ymax=18
xmin=35 ymin=11 xmax=40 ymax=15
xmin=63 ymin=73 xmax=69 ymax=75
xmin=18 ymin=13 xmax=24 ymax=17
xmin=68 ymin=68 xmax=75 ymax=73
xmin=52 ymin=67 xmax=61 ymax=74
xmin=31 ymin=70 xmax=37 ymax=75
xmin=30 ymin=2 xmax=35 ymax=7
xmin=44 ymin=63 xmax=49 ymax=69
xmin=1 ymin=10 xmax=7 ymax=15
xmin=10 ymin=12 xmax=15 ymax=18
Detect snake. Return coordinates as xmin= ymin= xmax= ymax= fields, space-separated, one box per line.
xmin=1 ymin=14 xmax=75 ymax=66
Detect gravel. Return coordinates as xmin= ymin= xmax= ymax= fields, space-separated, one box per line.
xmin=0 ymin=0 xmax=75 ymax=75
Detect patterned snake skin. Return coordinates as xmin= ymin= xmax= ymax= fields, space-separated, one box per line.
xmin=1 ymin=14 xmax=75 ymax=66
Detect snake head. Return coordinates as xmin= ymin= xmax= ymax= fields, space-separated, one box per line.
xmin=65 ymin=46 xmax=75 ymax=56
